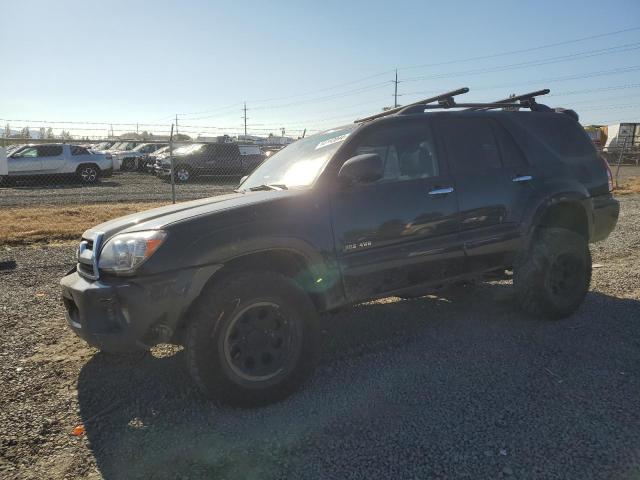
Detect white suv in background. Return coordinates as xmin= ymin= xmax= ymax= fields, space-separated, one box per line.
xmin=0 ymin=144 xmax=112 ymax=185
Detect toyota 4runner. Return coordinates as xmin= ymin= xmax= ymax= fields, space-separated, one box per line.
xmin=60 ymin=88 xmax=619 ymax=405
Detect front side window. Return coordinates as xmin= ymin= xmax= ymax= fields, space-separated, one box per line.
xmin=438 ymin=118 xmax=501 ymax=172
xmin=351 ymin=122 xmax=440 ymax=183
xmin=12 ymin=147 xmax=38 ymax=158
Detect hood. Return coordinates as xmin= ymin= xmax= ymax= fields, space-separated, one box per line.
xmin=85 ymin=190 xmax=295 ymax=240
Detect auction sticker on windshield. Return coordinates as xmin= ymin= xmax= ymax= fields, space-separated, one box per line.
xmin=315 ymin=133 xmax=350 ymax=150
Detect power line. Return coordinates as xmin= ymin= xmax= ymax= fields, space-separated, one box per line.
xmin=171 ymin=25 xmax=640 ymax=119
xmin=402 ymin=42 xmax=640 ymax=83
xmin=399 ymin=25 xmax=640 ymax=71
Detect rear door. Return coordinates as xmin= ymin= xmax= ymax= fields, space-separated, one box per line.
xmin=38 ymin=145 xmax=66 ymax=172
xmin=331 ymin=119 xmax=463 ymax=302
xmin=435 ymin=116 xmax=533 ymax=271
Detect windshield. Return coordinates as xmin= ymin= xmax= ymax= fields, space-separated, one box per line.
xmin=240 ymin=126 xmax=356 ymax=189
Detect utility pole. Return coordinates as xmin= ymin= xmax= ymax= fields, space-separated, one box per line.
xmin=242 ymin=102 xmax=248 ymax=137
xmin=175 ymin=114 xmax=179 ymax=137
xmin=393 ymin=69 xmax=399 ymax=108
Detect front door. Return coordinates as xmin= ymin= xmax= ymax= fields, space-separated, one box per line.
xmin=330 ymin=120 xmax=463 ymax=302
xmin=8 ymin=146 xmax=43 ymax=175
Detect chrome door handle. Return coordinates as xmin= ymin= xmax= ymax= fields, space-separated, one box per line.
xmin=512 ymin=175 xmax=533 ymax=183
xmin=428 ymin=187 xmax=454 ymax=195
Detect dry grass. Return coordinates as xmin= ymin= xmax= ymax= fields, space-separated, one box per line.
xmin=0 ymin=202 xmax=168 ymax=245
xmin=615 ymin=176 xmax=640 ymax=195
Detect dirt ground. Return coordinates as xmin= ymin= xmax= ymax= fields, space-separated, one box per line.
xmin=0 ymin=195 xmax=639 ymax=479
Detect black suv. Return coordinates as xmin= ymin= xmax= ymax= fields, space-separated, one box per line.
xmin=155 ymin=142 xmax=265 ymax=182
xmin=60 ymin=88 xmax=619 ymax=405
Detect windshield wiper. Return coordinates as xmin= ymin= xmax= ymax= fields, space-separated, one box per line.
xmin=248 ymin=184 xmax=288 ymax=191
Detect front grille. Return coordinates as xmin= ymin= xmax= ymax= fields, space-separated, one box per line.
xmin=77 ymin=231 xmax=104 ymax=280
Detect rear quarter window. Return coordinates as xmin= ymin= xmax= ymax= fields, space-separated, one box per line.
xmin=525 ymin=115 xmax=595 ymax=156
xmin=71 ymin=146 xmax=90 ymax=155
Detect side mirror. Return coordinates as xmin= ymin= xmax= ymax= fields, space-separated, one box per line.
xmin=338 ymin=153 xmax=383 ymax=184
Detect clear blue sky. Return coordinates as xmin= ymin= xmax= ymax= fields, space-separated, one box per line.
xmin=1 ymin=0 xmax=639 ymax=138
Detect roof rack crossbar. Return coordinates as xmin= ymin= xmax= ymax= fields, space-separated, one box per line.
xmin=422 ymin=102 xmax=537 ymax=110
xmin=465 ymin=89 xmax=550 ymax=111
xmin=354 ymin=87 xmax=469 ymax=123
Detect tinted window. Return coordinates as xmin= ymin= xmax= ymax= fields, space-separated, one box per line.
xmin=525 ymin=115 xmax=595 ymax=156
xmin=71 ymin=146 xmax=90 ymax=155
xmin=37 ymin=145 xmax=63 ymax=157
xmin=439 ymin=118 xmax=501 ymax=172
xmin=493 ymin=123 xmax=527 ymax=168
xmin=352 ymin=123 xmax=440 ymax=182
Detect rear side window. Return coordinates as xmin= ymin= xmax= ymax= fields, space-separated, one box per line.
xmin=525 ymin=115 xmax=595 ymax=156
xmin=493 ymin=123 xmax=528 ymax=168
xmin=438 ymin=118 xmax=501 ymax=172
xmin=71 ymin=146 xmax=90 ymax=155
xmin=37 ymin=145 xmax=63 ymax=157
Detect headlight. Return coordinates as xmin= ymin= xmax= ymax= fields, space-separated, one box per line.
xmin=98 ymin=230 xmax=167 ymax=274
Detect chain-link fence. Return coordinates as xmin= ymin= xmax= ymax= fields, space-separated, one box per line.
xmin=0 ymin=137 xmax=289 ymax=208
xmin=1 ymin=134 xmax=639 ymax=208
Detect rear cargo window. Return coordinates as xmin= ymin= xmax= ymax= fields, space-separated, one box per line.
xmin=525 ymin=115 xmax=594 ymax=156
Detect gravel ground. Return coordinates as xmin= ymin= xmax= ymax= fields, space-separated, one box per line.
xmin=1 ymin=196 xmax=639 ymax=479
xmin=0 ymin=171 xmax=237 ymax=206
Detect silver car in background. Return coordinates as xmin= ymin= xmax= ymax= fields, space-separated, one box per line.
xmin=0 ymin=144 xmax=112 ymax=185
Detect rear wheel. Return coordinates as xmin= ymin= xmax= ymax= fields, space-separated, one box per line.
xmin=514 ymin=227 xmax=591 ymax=319
xmin=77 ymin=164 xmax=100 ymax=184
xmin=186 ymin=272 xmax=319 ymax=406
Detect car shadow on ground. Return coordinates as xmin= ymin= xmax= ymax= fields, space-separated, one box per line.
xmin=76 ymin=283 xmax=640 ymax=479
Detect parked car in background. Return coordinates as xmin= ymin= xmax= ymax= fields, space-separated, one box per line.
xmin=141 ymin=145 xmax=170 ymax=172
xmin=116 ymin=143 xmax=168 ymax=171
xmin=155 ymin=143 xmax=265 ymax=182
xmin=90 ymin=141 xmax=115 ymax=152
xmin=1 ymin=144 xmax=111 ymax=185
xmin=96 ymin=141 xmax=139 ymax=171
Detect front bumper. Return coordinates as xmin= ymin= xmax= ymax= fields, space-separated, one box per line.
xmin=591 ymin=195 xmax=620 ymax=242
xmin=60 ymin=264 xmax=222 ymax=353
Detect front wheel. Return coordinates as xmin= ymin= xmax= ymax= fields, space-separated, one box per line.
xmin=77 ymin=164 xmax=100 ymax=184
xmin=186 ymin=272 xmax=319 ymax=406
xmin=514 ymin=227 xmax=591 ymax=319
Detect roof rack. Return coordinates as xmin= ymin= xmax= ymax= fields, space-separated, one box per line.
xmin=354 ymin=87 xmax=469 ymax=122
xmin=465 ymin=89 xmax=550 ymax=111
xmin=354 ymin=87 xmax=552 ymax=122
